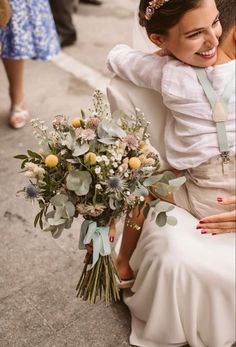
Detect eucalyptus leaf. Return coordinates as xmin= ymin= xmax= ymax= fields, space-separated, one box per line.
xmin=109 ymin=197 xmax=117 ymax=210
xmin=72 ymin=143 xmax=89 ymax=157
xmin=154 ymin=183 xmax=169 ymax=196
xmin=50 ymin=194 xmax=68 ymax=206
xmin=54 ymin=206 xmax=67 ymax=220
xmin=98 ymin=138 xmax=116 ymax=145
xmin=167 ymin=216 xmax=178 ymax=226
xmin=154 ymin=201 xmax=174 ymax=213
xmin=65 ymin=201 xmax=76 ymax=218
xmin=62 ymin=133 xmax=75 ymax=150
xmin=161 ymin=171 xmax=176 ymax=183
xmin=98 ymin=119 xmax=126 ymax=139
xmin=64 ymin=218 xmax=73 ymax=229
xmin=47 ymin=217 xmax=66 ymax=226
xmin=51 ymin=225 xmax=64 ymax=239
xmin=169 ymin=176 xmax=186 ymax=191
xmin=143 ymin=175 xmax=164 ymax=187
xmin=143 ymin=204 xmax=150 ymax=219
xmin=66 ymin=170 xmax=92 ymax=196
xmin=134 ymin=184 xmax=149 ymax=197
xmin=111 ymin=110 xmax=126 ymax=122
xmin=156 ymin=212 xmax=167 ymax=227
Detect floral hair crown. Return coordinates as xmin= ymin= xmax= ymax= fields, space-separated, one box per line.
xmin=145 ymin=0 xmax=171 ymax=20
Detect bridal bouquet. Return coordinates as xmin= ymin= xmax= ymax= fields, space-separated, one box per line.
xmin=15 ymin=91 xmax=185 ymax=304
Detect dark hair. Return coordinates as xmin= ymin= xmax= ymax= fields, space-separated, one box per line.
xmin=215 ymin=0 xmax=235 ymax=39
xmin=139 ymin=0 xmax=203 ymax=35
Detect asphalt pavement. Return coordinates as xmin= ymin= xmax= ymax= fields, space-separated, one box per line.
xmin=0 ymin=1 xmax=136 ymax=346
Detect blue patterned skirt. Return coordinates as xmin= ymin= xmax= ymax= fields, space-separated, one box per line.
xmin=0 ymin=0 xmax=60 ymax=60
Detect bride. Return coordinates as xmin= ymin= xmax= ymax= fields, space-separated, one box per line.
xmin=108 ymin=2 xmax=236 ymax=347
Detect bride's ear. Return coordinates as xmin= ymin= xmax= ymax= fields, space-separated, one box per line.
xmin=149 ymin=33 xmax=166 ymax=48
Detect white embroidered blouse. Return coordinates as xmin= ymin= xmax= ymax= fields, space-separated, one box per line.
xmin=107 ymin=44 xmax=235 ymax=170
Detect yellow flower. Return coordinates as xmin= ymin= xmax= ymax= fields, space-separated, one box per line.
xmin=71 ymin=118 xmax=82 ymax=128
xmin=84 ymin=152 xmax=97 ymax=165
xmin=45 ymin=154 xmax=59 ymax=168
xmin=128 ymin=157 xmax=141 ymax=170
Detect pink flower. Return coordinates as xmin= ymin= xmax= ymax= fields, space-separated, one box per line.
xmin=123 ymin=135 xmax=139 ymax=150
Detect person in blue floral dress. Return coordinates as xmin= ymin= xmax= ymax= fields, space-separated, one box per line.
xmin=0 ymin=0 xmax=60 ymax=129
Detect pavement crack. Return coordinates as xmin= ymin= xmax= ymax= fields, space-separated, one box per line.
xmin=4 ymin=210 xmax=28 ymax=225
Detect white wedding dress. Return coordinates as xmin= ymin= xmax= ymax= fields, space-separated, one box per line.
xmin=107 ymin=7 xmax=236 ymax=347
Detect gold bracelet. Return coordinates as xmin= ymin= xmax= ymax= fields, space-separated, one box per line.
xmin=126 ymin=219 xmax=142 ymax=231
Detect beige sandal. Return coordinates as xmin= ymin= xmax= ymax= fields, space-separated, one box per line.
xmin=9 ymin=105 xmax=30 ymax=129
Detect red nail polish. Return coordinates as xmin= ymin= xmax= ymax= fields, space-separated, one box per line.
xmin=199 ymin=220 xmax=204 ymax=224
xmin=109 ymin=236 xmax=114 ymax=243
xmin=212 ymin=233 xmax=217 ymax=236
xmin=201 ymin=231 xmax=207 ymax=234
xmin=196 ymin=226 xmax=202 ymax=229
xmin=217 ymin=197 xmax=223 ymax=202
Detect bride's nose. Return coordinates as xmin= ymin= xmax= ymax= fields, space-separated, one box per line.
xmin=205 ymin=28 xmax=219 ymax=47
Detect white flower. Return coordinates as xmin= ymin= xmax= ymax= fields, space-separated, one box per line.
xmin=95 ymin=166 xmax=101 ymax=174
xmin=117 ymin=154 xmax=122 ymax=162
xmin=95 ymin=184 xmax=102 ymax=190
xmin=24 ymin=162 xmax=45 ymax=180
xmin=109 ymin=169 xmax=114 ymax=174
xmin=101 ymin=155 xmax=108 ymax=161
xmin=96 ymin=156 xmax=102 ymax=162
xmin=112 ymin=162 xmax=118 ymax=168
xmin=24 ymin=171 xmax=35 ymax=178
xmin=80 ymin=128 xmax=96 ymax=141
xmin=126 ymin=191 xmax=131 ymax=196
xmin=140 ymin=196 xmax=145 ymax=201
xmin=25 ymin=162 xmax=38 ymax=171
xmin=124 ymin=172 xmax=129 ymax=178
xmin=33 ymin=167 xmax=46 ymax=180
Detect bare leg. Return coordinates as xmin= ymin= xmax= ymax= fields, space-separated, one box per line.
xmin=2 ymin=58 xmax=29 ymax=128
xmin=2 ymin=58 xmax=26 ymax=108
xmin=116 ymin=196 xmax=153 ymax=280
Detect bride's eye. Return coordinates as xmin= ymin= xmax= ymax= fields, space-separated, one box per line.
xmin=187 ymin=31 xmax=202 ymax=39
xmin=212 ymin=18 xmax=220 ymax=26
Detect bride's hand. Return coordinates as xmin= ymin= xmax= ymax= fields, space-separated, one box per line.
xmin=197 ymin=196 xmax=236 ymax=235
xmin=85 ymin=219 xmax=117 ymax=252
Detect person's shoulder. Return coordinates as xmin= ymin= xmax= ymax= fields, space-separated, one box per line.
xmin=164 ymin=59 xmax=197 ymax=79
xmin=162 ymin=60 xmax=199 ymax=95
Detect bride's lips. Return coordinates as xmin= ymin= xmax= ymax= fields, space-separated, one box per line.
xmin=196 ymin=47 xmax=217 ymax=59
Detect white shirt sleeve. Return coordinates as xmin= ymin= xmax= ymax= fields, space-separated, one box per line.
xmin=107 ymin=44 xmax=167 ymax=93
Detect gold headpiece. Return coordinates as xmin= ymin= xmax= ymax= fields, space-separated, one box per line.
xmin=145 ymin=0 xmax=171 ymax=21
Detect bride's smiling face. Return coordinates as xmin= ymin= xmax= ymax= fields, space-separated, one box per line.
xmin=150 ymin=0 xmax=222 ymax=67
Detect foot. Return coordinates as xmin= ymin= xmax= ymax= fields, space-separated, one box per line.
xmin=9 ymin=103 xmax=30 ymax=129
xmin=116 ymin=257 xmax=134 ymax=282
xmin=80 ymin=0 xmax=102 ymax=5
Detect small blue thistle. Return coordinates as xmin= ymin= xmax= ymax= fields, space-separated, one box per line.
xmin=107 ymin=176 xmax=124 ymax=191
xmin=25 ymin=184 xmax=38 ymax=200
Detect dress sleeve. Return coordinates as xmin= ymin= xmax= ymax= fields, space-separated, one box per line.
xmin=107 ymin=44 xmax=166 ymax=93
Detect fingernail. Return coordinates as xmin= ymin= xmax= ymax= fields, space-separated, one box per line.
xmin=201 ymin=231 xmax=207 ymax=234
xmin=217 ymin=197 xmax=223 ymax=202
xmin=212 ymin=233 xmax=217 ymax=236
xmin=109 ymin=236 xmax=114 ymax=243
xmin=199 ymin=220 xmax=204 ymax=224
xmin=196 ymin=225 xmax=202 ymax=229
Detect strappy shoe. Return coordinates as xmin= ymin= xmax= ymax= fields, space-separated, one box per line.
xmin=9 ymin=105 xmax=30 ymax=129
xmin=115 ymin=275 xmax=135 ymax=289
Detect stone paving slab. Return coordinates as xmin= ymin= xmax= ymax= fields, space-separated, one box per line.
xmin=35 ymin=301 xmax=131 ymax=347
xmin=0 ymin=292 xmax=53 ymax=347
